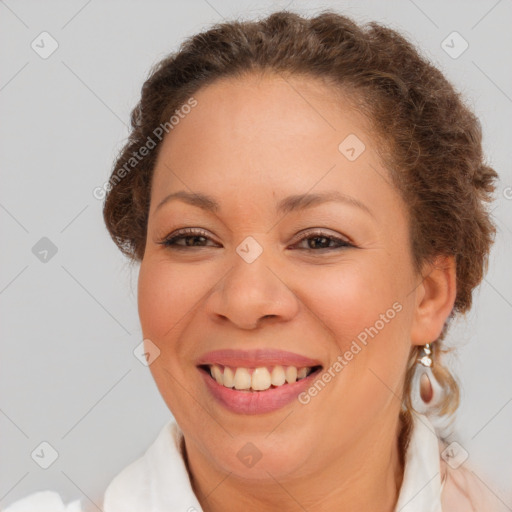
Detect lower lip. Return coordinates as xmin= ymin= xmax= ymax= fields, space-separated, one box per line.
xmin=199 ymin=367 xmax=322 ymax=415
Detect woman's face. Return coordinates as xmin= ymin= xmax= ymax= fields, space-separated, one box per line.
xmin=138 ymin=73 xmax=422 ymax=481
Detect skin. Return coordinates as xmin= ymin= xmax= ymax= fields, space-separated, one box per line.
xmin=137 ymin=72 xmax=456 ymax=512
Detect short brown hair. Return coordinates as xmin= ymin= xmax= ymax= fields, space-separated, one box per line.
xmin=103 ymin=11 xmax=498 ymax=418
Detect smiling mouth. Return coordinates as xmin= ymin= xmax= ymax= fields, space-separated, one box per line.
xmin=199 ymin=364 xmax=323 ymax=392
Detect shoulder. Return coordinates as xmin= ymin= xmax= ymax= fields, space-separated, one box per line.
xmin=4 ymin=421 xmax=184 ymax=512
xmin=102 ymin=450 xmax=150 ymax=511
xmin=439 ymin=450 xmax=510 ymax=512
xmin=2 ymin=490 xmax=87 ymax=512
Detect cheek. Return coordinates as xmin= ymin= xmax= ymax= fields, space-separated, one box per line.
xmin=302 ymin=254 xmax=415 ymax=411
xmin=137 ymin=258 xmax=211 ymax=416
xmin=301 ymin=256 xmax=408 ymax=348
xmin=137 ymin=259 xmax=208 ymax=340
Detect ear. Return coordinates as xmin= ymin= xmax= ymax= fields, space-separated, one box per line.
xmin=410 ymin=255 xmax=457 ymax=346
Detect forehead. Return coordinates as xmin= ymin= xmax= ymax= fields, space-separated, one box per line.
xmin=163 ymin=72 xmax=369 ymax=151
xmin=149 ymin=72 xmax=399 ymax=218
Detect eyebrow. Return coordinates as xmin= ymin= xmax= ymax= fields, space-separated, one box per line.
xmin=155 ymin=190 xmax=373 ymax=217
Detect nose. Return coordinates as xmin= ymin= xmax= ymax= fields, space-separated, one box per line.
xmin=206 ymin=248 xmax=300 ymax=330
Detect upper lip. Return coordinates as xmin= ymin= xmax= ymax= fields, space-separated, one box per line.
xmin=196 ymin=349 xmax=323 ymax=368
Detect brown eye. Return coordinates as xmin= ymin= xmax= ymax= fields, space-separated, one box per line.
xmin=292 ymin=231 xmax=354 ymax=251
xmin=159 ymin=228 xmax=219 ymax=249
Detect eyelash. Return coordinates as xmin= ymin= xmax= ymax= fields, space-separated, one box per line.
xmin=158 ymin=228 xmax=354 ymax=251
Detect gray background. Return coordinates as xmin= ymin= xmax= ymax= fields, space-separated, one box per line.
xmin=1 ymin=0 xmax=511 ymax=508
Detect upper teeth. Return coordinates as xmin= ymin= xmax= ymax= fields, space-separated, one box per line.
xmin=208 ymin=365 xmax=311 ymax=391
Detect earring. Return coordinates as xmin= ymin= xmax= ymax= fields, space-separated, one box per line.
xmin=410 ymin=343 xmax=443 ymax=414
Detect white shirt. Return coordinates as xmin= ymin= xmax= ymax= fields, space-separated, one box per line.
xmin=4 ymin=413 xmax=507 ymax=511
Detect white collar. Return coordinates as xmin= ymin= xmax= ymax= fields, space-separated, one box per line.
xmin=103 ymin=412 xmax=444 ymax=512
xmin=103 ymin=421 xmax=203 ymax=512
xmin=394 ymin=412 xmax=444 ymax=512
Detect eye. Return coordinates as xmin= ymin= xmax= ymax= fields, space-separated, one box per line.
xmin=158 ymin=228 xmax=219 ymax=249
xmin=291 ymin=230 xmax=354 ymax=251
xmin=158 ymin=228 xmax=354 ymax=252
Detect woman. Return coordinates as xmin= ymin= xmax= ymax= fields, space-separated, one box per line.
xmin=6 ymin=9 xmax=506 ymax=512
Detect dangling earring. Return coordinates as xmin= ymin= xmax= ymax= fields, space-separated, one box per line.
xmin=411 ymin=343 xmax=443 ymax=414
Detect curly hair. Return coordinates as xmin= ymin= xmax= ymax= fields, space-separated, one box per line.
xmin=102 ymin=10 xmax=498 ymax=418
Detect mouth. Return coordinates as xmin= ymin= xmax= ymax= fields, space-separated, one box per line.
xmin=198 ymin=363 xmax=323 ymax=392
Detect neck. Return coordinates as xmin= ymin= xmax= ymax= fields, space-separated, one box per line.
xmin=183 ymin=411 xmax=408 ymax=512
